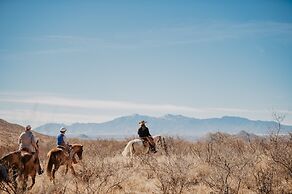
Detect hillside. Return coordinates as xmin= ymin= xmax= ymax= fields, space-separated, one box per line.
xmin=0 ymin=119 xmax=54 ymax=158
xmin=35 ymin=114 xmax=292 ymax=139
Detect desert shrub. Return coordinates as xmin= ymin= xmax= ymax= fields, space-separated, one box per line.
xmin=164 ymin=137 xmax=193 ymax=156
xmin=192 ymin=132 xmax=260 ymax=194
xmin=1 ymin=128 xmax=292 ymax=194
xmin=138 ymin=154 xmax=198 ymax=194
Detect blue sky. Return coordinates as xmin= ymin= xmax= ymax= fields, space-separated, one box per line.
xmin=0 ymin=1 xmax=292 ymax=127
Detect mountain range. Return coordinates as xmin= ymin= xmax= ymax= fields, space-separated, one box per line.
xmin=34 ymin=114 xmax=292 ymax=139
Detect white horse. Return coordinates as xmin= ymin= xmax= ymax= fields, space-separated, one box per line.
xmin=122 ymin=135 xmax=167 ymax=157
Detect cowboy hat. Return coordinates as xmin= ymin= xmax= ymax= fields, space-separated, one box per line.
xmin=138 ymin=120 xmax=147 ymax=124
xmin=60 ymin=127 xmax=67 ymax=133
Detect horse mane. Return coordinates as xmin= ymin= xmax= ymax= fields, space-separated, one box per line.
xmin=72 ymin=144 xmax=83 ymax=148
xmin=72 ymin=144 xmax=83 ymax=154
xmin=47 ymin=148 xmax=62 ymax=157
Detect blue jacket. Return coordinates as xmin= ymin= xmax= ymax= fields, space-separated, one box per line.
xmin=57 ymin=134 xmax=65 ymax=146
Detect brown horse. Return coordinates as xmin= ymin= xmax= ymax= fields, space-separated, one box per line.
xmin=0 ymin=141 xmax=42 ymax=190
xmin=19 ymin=145 xmax=41 ymax=190
xmin=46 ymin=144 xmax=83 ymax=180
xmin=0 ymin=150 xmax=24 ymax=186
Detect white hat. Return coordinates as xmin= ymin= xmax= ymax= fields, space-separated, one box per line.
xmin=25 ymin=125 xmax=31 ymax=130
xmin=60 ymin=127 xmax=67 ymax=133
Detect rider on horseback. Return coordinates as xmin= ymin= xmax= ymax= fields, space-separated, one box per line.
xmin=18 ymin=125 xmax=43 ymax=175
xmin=138 ymin=121 xmax=157 ymax=153
xmin=57 ymin=127 xmax=76 ymax=163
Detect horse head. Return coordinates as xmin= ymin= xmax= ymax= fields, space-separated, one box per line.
xmin=153 ymin=135 xmax=162 ymax=146
xmin=73 ymin=144 xmax=83 ymax=160
xmin=153 ymin=135 xmax=168 ymax=155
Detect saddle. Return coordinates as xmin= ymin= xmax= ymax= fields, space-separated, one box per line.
xmin=20 ymin=149 xmax=36 ymax=165
xmin=20 ymin=147 xmax=30 ymax=152
xmin=56 ymin=145 xmax=66 ymax=150
xmin=140 ymin=137 xmax=149 ymax=147
xmin=57 ymin=145 xmax=70 ymax=156
xmin=20 ymin=148 xmax=33 ymax=156
xmin=140 ymin=137 xmax=157 ymax=153
xmin=56 ymin=145 xmax=77 ymax=164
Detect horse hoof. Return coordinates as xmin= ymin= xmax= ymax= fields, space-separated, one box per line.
xmin=38 ymin=169 xmax=44 ymax=175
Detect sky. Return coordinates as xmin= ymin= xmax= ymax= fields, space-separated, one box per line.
xmin=0 ymin=1 xmax=292 ymax=127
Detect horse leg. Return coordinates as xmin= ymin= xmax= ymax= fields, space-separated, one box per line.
xmin=28 ymin=174 xmax=36 ymax=190
xmin=22 ymin=175 xmax=28 ymax=191
xmin=130 ymin=143 xmax=135 ymax=157
xmin=52 ymin=164 xmax=60 ymax=180
xmin=69 ymin=165 xmax=76 ymax=176
xmin=72 ymin=155 xmax=77 ymax=164
xmin=65 ymin=164 xmax=69 ymax=175
xmin=11 ymin=168 xmax=18 ymax=189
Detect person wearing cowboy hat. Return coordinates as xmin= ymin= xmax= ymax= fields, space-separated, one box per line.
xmin=137 ymin=121 xmax=157 ymax=153
xmin=57 ymin=127 xmax=68 ymax=148
xmin=18 ymin=125 xmax=43 ymax=175
xmin=57 ymin=127 xmax=76 ymax=163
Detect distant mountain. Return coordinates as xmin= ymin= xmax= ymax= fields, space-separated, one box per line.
xmin=34 ymin=114 xmax=292 ymax=139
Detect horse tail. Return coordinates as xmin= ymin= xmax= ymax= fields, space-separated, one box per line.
xmin=46 ymin=151 xmax=54 ymax=177
xmin=122 ymin=141 xmax=134 ymax=157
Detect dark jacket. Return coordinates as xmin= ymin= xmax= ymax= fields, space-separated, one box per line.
xmin=138 ymin=125 xmax=151 ymax=138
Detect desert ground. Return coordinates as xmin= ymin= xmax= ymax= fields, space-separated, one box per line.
xmin=0 ymin=119 xmax=291 ymax=194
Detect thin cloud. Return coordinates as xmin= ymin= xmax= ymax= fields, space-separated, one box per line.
xmin=1 ymin=93 xmax=291 ymax=115
xmin=0 ymin=95 xmax=200 ymax=113
xmin=1 ymin=93 xmax=291 ymax=126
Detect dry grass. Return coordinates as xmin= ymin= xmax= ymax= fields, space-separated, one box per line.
xmin=0 ymin=118 xmax=292 ymax=193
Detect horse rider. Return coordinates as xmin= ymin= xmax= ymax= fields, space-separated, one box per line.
xmin=18 ymin=125 xmax=43 ymax=175
xmin=57 ymin=127 xmax=75 ymax=163
xmin=137 ymin=120 xmax=157 ymax=153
